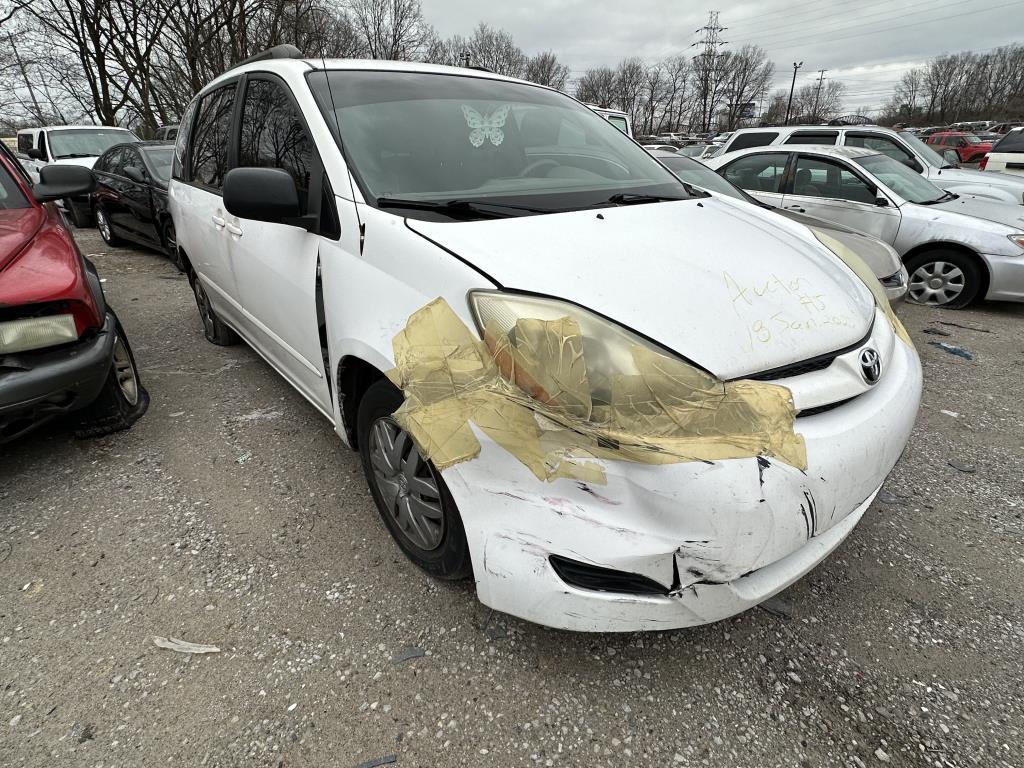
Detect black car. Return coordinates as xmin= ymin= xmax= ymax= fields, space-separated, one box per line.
xmin=91 ymin=141 xmax=182 ymax=269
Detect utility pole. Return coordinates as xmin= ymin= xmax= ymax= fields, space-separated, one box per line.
xmin=690 ymin=11 xmax=727 ymax=133
xmin=461 ymin=50 xmax=471 ymax=68
xmin=811 ymin=69 xmax=828 ymax=122
xmin=784 ymin=61 xmax=803 ymax=125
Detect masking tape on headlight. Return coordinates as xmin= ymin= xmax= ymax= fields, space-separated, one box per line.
xmin=387 ymin=298 xmax=807 ymax=485
xmin=811 ymin=229 xmax=913 ymax=348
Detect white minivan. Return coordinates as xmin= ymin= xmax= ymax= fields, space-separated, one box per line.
xmin=169 ymin=49 xmax=921 ymax=632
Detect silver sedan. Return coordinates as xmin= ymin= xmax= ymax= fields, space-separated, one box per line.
xmin=707 ymin=145 xmax=1024 ymax=308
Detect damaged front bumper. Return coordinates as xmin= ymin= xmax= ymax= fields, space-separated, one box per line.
xmin=442 ymin=336 xmax=921 ymax=632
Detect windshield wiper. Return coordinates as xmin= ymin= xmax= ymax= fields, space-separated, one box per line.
xmin=55 ymin=153 xmax=97 ymax=159
xmin=920 ymin=190 xmax=958 ymax=205
xmin=599 ymin=192 xmax=688 ymax=206
xmin=375 ymin=197 xmax=554 ymax=218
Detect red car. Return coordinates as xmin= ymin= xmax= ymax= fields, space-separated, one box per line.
xmin=925 ymin=131 xmax=994 ymax=164
xmin=0 ymin=141 xmax=148 ymax=444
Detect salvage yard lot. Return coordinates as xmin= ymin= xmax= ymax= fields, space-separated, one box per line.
xmin=2 ymin=229 xmax=1022 ymax=768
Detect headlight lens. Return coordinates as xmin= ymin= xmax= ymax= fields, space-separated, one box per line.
xmin=1008 ymin=234 xmax=1024 ymax=250
xmin=469 ymin=291 xmax=677 ymax=411
xmin=0 ymin=313 xmax=78 ymax=354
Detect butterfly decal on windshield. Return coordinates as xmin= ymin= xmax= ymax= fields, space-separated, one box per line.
xmin=462 ymin=105 xmax=510 ymax=147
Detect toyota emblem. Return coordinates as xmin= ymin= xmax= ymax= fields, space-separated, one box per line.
xmin=859 ymin=348 xmax=881 ymax=384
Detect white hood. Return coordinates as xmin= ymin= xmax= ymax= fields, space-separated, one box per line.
xmin=408 ymin=198 xmax=876 ymax=379
xmin=930 ymin=166 xmax=1024 ymax=204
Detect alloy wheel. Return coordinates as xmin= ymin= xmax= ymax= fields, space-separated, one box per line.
xmin=112 ymin=334 xmax=140 ymax=406
xmin=367 ymin=417 xmax=445 ymax=552
xmin=97 ymin=209 xmax=112 ymax=243
xmin=908 ymin=260 xmax=965 ymax=306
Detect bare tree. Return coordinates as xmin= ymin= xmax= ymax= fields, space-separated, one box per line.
xmin=464 ymin=23 xmax=525 ymax=77
xmin=574 ymin=67 xmax=617 ymax=108
xmin=523 ymin=51 xmax=569 ymax=91
xmin=718 ymin=45 xmax=774 ymax=130
xmin=347 ymin=0 xmax=429 ymax=60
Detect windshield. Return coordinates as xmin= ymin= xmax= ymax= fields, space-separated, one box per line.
xmin=141 ymin=146 xmax=174 ymax=181
xmin=307 ymin=70 xmax=686 ymax=219
xmin=853 ymin=153 xmax=947 ymax=204
xmin=898 ymin=131 xmax=949 ymax=168
xmin=47 ymin=129 xmax=138 ymax=159
xmin=657 ymin=155 xmax=747 ymax=202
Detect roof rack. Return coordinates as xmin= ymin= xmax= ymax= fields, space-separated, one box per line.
xmin=227 ymin=44 xmax=304 ymax=73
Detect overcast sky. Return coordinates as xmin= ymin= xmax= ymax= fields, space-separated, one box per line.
xmin=422 ymin=0 xmax=1024 ymax=114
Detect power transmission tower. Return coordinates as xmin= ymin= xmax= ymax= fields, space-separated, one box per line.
xmin=811 ymin=69 xmax=828 ymax=122
xmin=690 ymin=11 xmax=727 ymax=133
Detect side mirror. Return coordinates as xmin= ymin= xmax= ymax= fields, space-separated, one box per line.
xmin=223 ymin=167 xmax=310 ymax=229
xmin=33 ymin=164 xmax=96 ymax=202
xmin=875 ymin=193 xmax=890 ymax=207
xmin=27 ymin=148 xmax=44 ymax=160
xmin=124 ymin=165 xmax=146 ymax=184
xmin=942 ymin=149 xmax=961 ymax=167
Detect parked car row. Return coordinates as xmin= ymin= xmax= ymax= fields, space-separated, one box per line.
xmin=703 ymin=125 xmax=1024 ymax=308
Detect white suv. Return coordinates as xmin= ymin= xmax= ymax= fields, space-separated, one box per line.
xmin=16 ymin=125 xmax=140 ymax=226
xmin=719 ymin=125 xmax=1024 ymax=206
xmin=169 ymin=49 xmax=920 ymax=632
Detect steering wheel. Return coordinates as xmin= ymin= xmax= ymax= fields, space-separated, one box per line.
xmin=518 ymin=159 xmax=560 ymax=178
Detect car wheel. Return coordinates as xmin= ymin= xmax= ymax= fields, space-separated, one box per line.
xmin=357 ymin=378 xmax=472 ymax=580
xmin=95 ymin=206 xmax=123 ymax=246
xmin=74 ymin=314 xmax=150 ymax=438
xmin=189 ymin=271 xmax=239 ymax=345
xmin=162 ymin=219 xmax=184 ymax=271
xmin=905 ymin=249 xmax=983 ymax=309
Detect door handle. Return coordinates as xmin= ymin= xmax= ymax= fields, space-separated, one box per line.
xmin=211 ymin=215 xmax=226 ymax=229
xmin=786 ymin=205 xmax=806 ymax=213
xmin=226 ymin=223 xmax=243 ymax=237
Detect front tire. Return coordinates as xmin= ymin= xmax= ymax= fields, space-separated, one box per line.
xmin=95 ymin=206 xmax=123 ymax=246
xmin=190 ymin=272 xmax=239 ymax=345
xmin=357 ymin=379 xmax=472 ymax=580
xmin=905 ymin=249 xmax=983 ymax=309
xmin=74 ymin=315 xmax=150 ymax=438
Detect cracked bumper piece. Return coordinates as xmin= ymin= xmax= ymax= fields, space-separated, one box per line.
xmin=443 ymin=337 xmax=921 ymax=632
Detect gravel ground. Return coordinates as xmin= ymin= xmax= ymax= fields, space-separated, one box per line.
xmin=2 ymin=228 xmax=1022 ymax=768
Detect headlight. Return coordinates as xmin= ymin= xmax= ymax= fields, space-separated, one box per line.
xmin=0 ymin=313 xmax=78 ymax=353
xmin=1008 ymin=234 xmax=1024 ymax=250
xmin=469 ymin=291 xmax=681 ymax=413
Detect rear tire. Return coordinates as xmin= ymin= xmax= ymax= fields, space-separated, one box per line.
xmin=190 ymin=271 xmax=239 ymax=345
xmin=905 ymin=249 xmax=983 ymax=309
xmin=74 ymin=314 xmax=150 ymax=438
xmin=95 ymin=206 xmax=123 ymax=246
xmin=357 ymin=378 xmax=472 ymax=580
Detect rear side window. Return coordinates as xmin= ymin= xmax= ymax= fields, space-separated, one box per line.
xmin=993 ymin=130 xmax=1024 ymax=153
xmin=189 ymin=85 xmax=237 ymax=190
xmin=729 ymin=132 xmax=778 ymax=151
xmin=0 ymin=160 xmax=30 ymax=209
xmin=845 ymin=133 xmax=913 ymax=164
xmin=607 ymin=115 xmax=628 ymax=134
xmin=239 ymin=78 xmax=314 ymax=211
xmin=721 ymin=153 xmax=789 ymax=194
xmin=784 ymin=131 xmax=839 ymax=145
